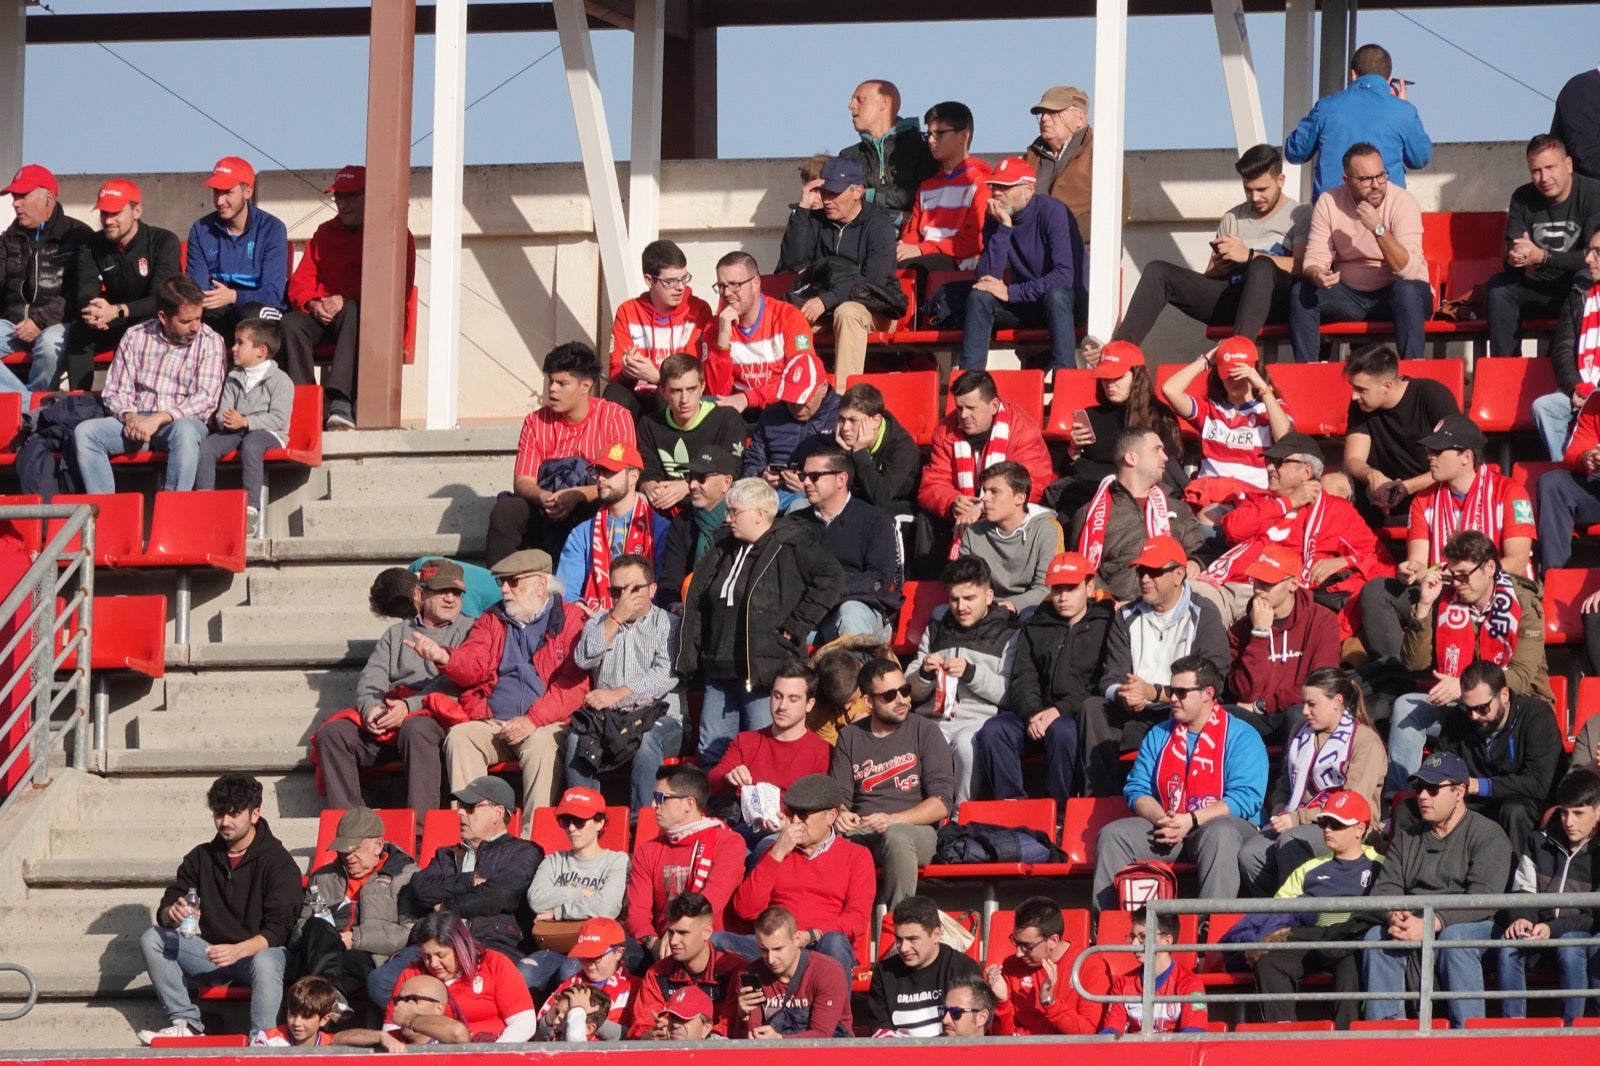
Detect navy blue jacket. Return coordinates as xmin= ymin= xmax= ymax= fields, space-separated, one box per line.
xmin=790 ymin=495 xmax=903 ymax=616
xmin=742 ymin=387 xmax=841 ymax=475
xmin=974 ymin=194 xmax=1085 ymax=305
xmin=405 ymin=832 xmax=543 ymax=954
xmin=185 ymin=204 xmax=290 ymax=311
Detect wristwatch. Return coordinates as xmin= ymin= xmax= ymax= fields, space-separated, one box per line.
xmin=1372 ymin=223 xmax=1387 ymax=237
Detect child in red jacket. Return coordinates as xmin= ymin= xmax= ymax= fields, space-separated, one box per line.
xmin=1099 ymin=908 xmax=1208 ymax=1035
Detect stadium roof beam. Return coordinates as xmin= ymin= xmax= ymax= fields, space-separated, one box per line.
xmin=1 ymin=1 xmax=22 ymax=196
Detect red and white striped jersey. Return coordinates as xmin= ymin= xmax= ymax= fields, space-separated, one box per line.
xmin=1185 ymin=397 xmax=1290 ymax=487
xmin=513 ymin=398 xmax=637 ymax=481
xmin=902 ymin=158 xmax=993 ymax=267
xmin=704 ymin=295 xmax=816 ymax=409
xmin=608 ymin=289 xmax=716 ymax=394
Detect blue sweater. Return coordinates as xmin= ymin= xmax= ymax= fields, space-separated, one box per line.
xmin=1124 ymin=714 xmax=1268 ymax=824
xmin=185 ymin=204 xmax=290 ymax=311
xmin=974 ymin=194 xmax=1085 ymax=305
xmin=1284 ymin=74 xmax=1433 ymax=200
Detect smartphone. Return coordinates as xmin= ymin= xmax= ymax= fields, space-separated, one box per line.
xmin=740 ymin=973 xmax=763 ymax=992
xmin=1072 ymin=409 xmax=1096 ymax=442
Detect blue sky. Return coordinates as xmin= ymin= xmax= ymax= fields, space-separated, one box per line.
xmin=19 ymin=1 xmax=1595 ymax=175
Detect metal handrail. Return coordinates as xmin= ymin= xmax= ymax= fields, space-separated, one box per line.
xmin=0 ymin=504 xmax=95 ymax=826
xmin=1071 ymin=891 xmax=1600 ymax=1035
xmin=0 ymin=962 xmax=38 ymax=1021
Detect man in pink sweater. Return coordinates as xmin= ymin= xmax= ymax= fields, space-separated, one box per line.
xmin=719 ymin=774 xmax=876 ymax=975
xmin=1289 ymin=141 xmax=1431 ymax=362
xmin=624 ymin=765 xmax=747 ymax=959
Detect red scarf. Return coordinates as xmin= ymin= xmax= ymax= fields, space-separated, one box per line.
xmin=1078 ymin=476 xmax=1172 ymax=571
xmin=1203 ymin=490 xmax=1327 ymax=586
xmin=947 ymin=401 xmax=1015 ymax=559
xmin=1425 ymin=468 xmax=1506 ymax=566
xmin=1152 ymin=703 xmax=1230 ymax=814
xmin=585 ymin=500 xmax=656 ymax=609
xmin=1433 ymin=570 xmax=1521 ymax=678
xmin=1576 ymin=282 xmax=1600 ymax=398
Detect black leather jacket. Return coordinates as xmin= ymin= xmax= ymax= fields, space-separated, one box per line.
xmin=1 ymin=202 xmax=92 ymax=328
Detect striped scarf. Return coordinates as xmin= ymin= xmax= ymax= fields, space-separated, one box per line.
xmin=1153 ymin=704 xmax=1230 ymax=815
xmin=1577 ymin=283 xmax=1600 ymax=396
xmin=585 ymin=500 xmax=656 ymax=610
xmin=1424 ymin=468 xmax=1504 ymax=567
xmin=951 ymin=402 xmax=1013 ymax=496
xmin=1078 ymin=476 xmax=1173 ymax=571
xmin=1281 ymin=713 xmax=1357 ymax=814
xmin=1203 ymin=490 xmax=1328 ymax=586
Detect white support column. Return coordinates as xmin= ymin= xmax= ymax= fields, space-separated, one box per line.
xmin=1209 ymin=0 xmax=1267 ymax=154
xmin=628 ymin=0 xmax=664 ymax=261
xmin=553 ymin=0 xmax=635 ymax=321
xmin=426 ymin=0 xmax=468 ymax=430
xmin=1086 ymin=0 xmax=1128 ymax=341
xmin=1281 ymin=0 xmax=1315 ymax=201
xmin=0 ymin=0 xmax=25 ymax=185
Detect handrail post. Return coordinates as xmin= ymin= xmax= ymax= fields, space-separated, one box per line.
xmin=26 ymin=549 xmax=51 ymax=786
xmin=76 ymin=518 xmax=94 ymax=767
xmin=1139 ymin=905 xmax=1158 ymax=1039
xmin=1418 ymin=903 xmax=1435 ymax=1031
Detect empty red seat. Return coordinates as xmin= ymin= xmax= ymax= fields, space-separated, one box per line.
xmin=1269 ymin=363 xmax=1351 ymax=436
xmin=1235 ymin=1020 xmax=1335 ymax=1032
xmin=843 ymin=371 xmax=940 ymax=448
xmin=260 ymin=384 xmax=324 ymax=466
xmin=0 ymin=392 xmax=23 ymax=462
xmin=0 ymin=493 xmax=43 ymax=551
xmin=1058 ymin=796 xmax=1128 ymax=868
xmin=137 ymin=490 xmax=247 ymax=572
xmin=1469 ymin=357 xmax=1559 ymax=436
xmin=148 ymin=1034 xmax=249 ymax=1047
xmin=1543 ymin=568 xmax=1600 ymax=645
xmin=632 ymin=805 xmax=659 ymax=854
xmin=419 ymin=807 xmax=523 ymax=862
xmin=59 ymin=595 xmax=167 ymax=678
xmin=1397 ymin=358 xmax=1465 ymax=410
xmin=46 ymin=493 xmax=145 ymax=566
xmin=891 ymin=580 xmax=947 ymax=656
xmin=1044 ymin=368 xmax=1101 ymax=441
xmin=309 ymin=807 xmax=418 ymax=873
xmin=1348 ymin=1018 xmax=1450 ymax=1030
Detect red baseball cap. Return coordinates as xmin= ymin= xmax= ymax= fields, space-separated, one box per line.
xmin=1132 ymin=534 xmax=1187 ymax=571
xmin=1045 ymin=551 xmax=1093 ymax=587
xmin=568 ymin=916 xmax=626 ymax=959
xmin=1317 ymin=790 xmax=1372 ymax=827
xmin=775 ymin=352 xmax=827 ymax=405
xmin=986 ymin=157 xmax=1037 ymax=188
xmin=555 ymin=786 xmax=606 ymax=821
xmin=660 ymin=985 xmax=715 ymax=1021
xmin=94 ymin=178 xmax=141 ymax=213
xmin=591 ymin=441 xmax=644 ymax=473
xmin=2 ymin=164 xmax=58 ymax=197
xmin=326 ymin=165 xmax=366 ymax=195
xmin=203 ymin=156 xmax=256 ymax=190
xmin=1243 ymin=544 xmax=1300 ymax=585
xmin=1093 ymin=340 xmax=1145 ymax=379
xmin=1216 ymin=336 xmax=1259 ymax=369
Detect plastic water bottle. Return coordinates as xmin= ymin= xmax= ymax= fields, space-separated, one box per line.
xmin=177 ymin=889 xmax=201 ymax=939
xmin=565 ymin=1006 xmax=588 ymax=1042
xmin=309 ymin=885 xmax=335 ymax=926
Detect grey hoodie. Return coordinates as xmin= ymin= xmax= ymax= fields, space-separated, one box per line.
xmin=215 ymin=359 xmax=295 ymax=444
xmin=958 ymin=504 xmax=1063 ymax=613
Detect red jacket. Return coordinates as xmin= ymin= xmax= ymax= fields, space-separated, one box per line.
xmin=1227 ymin=588 xmax=1343 ymax=714
xmin=918 ymin=405 xmax=1055 ymax=519
xmin=1565 ymin=392 xmax=1600 ymax=469
xmin=1217 ymin=490 xmax=1392 ymax=597
xmin=287 ymin=218 xmax=417 ymax=311
xmin=622 ymin=819 xmax=747 ymax=942
xmin=728 ymin=835 xmax=875 ymax=954
xmin=626 ymin=946 xmax=745 ymax=1038
xmin=608 ymin=289 xmax=716 ymax=392
xmin=989 ymin=954 xmax=1102 ymax=1035
xmin=439 ymin=601 xmax=590 ymax=727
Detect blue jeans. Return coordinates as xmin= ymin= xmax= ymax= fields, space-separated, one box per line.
xmin=712 ymin=931 xmax=856 ymax=976
xmin=1385 ymin=693 xmax=1447 ymax=795
xmin=959 ymin=283 xmax=1080 ymax=370
xmin=517 ymin=948 xmax=582 ymax=996
xmin=139 ymin=925 xmax=286 ymax=1035
xmin=971 ymin=710 xmax=1078 ymax=804
xmin=1288 ymin=278 xmax=1432 ymax=362
xmin=1536 ymin=469 xmax=1600 ymax=571
xmin=1497 ymin=930 xmax=1600 ymax=1022
xmin=698 ymin=681 xmax=771 ymax=770
xmin=73 ymin=414 xmax=208 ymax=493
xmin=1532 ymin=391 xmax=1578 ymax=463
xmin=1361 ymin=919 xmax=1494 ymax=1026
xmin=367 ymin=945 xmax=418 ymax=1008
xmin=0 ymin=318 xmax=68 ymax=393
xmin=809 ymin=600 xmax=888 ymax=646
xmin=563 ymin=708 xmax=684 ymax=809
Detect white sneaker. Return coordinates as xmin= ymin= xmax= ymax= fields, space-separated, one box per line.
xmin=245 ymin=506 xmax=263 ymax=540
xmin=137 ymin=1019 xmax=200 ymax=1045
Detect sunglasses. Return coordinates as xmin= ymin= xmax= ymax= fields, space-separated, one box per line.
xmin=938 ymin=1005 xmax=985 ymax=1020
xmin=1168 ymin=685 xmax=1204 ymax=700
xmin=1415 ymin=781 xmax=1460 ymax=796
xmin=495 ymin=572 xmax=534 ymax=587
xmin=1441 ymin=561 xmax=1487 ymax=585
xmin=556 ymin=814 xmax=594 ymax=829
xmin=799 ymin=469 xmax=842 ymax=483
xmin=652 ymin=791 xmax=692 ymax=805
xmin=1461 ymin=696 xmax=1497 ymax=715
xmin=871 ymin=683 xmax=913 ymax=701
xmin=393 ymin=994 xmax=443 ymax=1005
xmin=1135 ymin=564 xmax=1181 ymax=578
xmin=607 ymin=582 xmax=648 ymax=600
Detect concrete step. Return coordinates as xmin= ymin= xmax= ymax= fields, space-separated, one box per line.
xmin=0 ymin=889 xmax=157 ymax=940
xmin=24 ymin=859 xmax=177 ymax=889
xmin=75 ymin=775 xmax=324 ymax=824
xmin=246 ymin=564 xmax=405 ymax=609
xmin=325 ymin=456 xmax=506 ymax=503
xmin=0 ymin=935 xmax=150 ymax=990
xmin=321 ymin=425 xmax=518 ymax=459
xmin=132 ymin=708 xmax=330 ymax=750
xmin=176 ymin=640 xmax=377 ymax=669
xmin=161 ymin=667 xmax=361 ymax=717
xmin=217 ymin=604 xmax=391 ymax=644
xmin=49 ymin=819 xmax=321 ymax=862
xmin=98 ymin=747 xmax=310 ymax=775
xmin=258 ymin=534 xmax=473 ymax=563
xmin=0 ymin=999 xmax=168 ymax=1049
xmin=300 ymin=497 xmax=495 ymax=539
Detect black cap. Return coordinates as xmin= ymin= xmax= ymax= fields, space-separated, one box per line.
xmin=1262 ymin=431 xmax=1323 ymax=462
xmin=1417 ymin=414 xmax=1487 ymax=454
xmin=686 ymin=443 xmax=741 ymax=478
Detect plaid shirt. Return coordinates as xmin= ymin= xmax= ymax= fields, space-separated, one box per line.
xmin=101 ymin=319 xmax=228 ymax=421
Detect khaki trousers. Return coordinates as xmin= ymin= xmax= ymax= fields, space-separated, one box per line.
xmin=444 ymin=719 xmax=566 ymax=815
xmin=830 ymin=301 xmax=895 ymax=383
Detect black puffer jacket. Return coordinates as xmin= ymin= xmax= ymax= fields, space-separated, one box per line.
xmin=1 ymin=202 xmax=92 ymax=328
xmin=839 ymin=117 xmax=939 ymax=227
xmin=775 ymin=201 xmax=899 ymax=312
xmin=678 ymin=517 xmax=845 ymax=690
xmin=1006 ymin=599 xmax=1114 ymax=721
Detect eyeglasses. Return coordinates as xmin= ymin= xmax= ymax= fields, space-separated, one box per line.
xmin=556 ymin=814 xmax=594 ymax=829
xmin=1461 ymin=696 xmax=1498 ymax=716
xmin=607 ymin=582 xmax=648 ymax=599
xmin=650 ymin=272 xmax=691 ymax=289
xmin=1424 ymin=446 xmax=1463 ymax=458
xmin=938 ymin=1005 xmax=984 ymax=1020
xmin=1349 ymin=171 xmax=1389 ymax=186
xmin=495 ymin=572 xmax=534 ymax=587
xmin=713 ymin=276 xmax=758 ymax=295
xmin=1585 ymin=246 xmax=1600 ymax=259
xmin=1009 ymin=935 xmax=1045 ymax=952
xmin=457 ymin=800 xmax=494 ymax=813
xmin=393 ymin=994 xmax=443 ymax=1005
xmin=870 ymin=683 xmax=913 ymax=701
xmin=1441 ymin=561 xmax=1488 ymax=585
xmin=799 ymin=469 xmax=842 ymax=483
xmin=1168 ymin=685 xmax=1204 ymax=700
xmin=1135 ymin=564 xmax=1180 ymax=578
xmin=1265 ymin=456 xmax=1310 ymax=468
xmin=652 ymin=791 xmax=691 ymax=806
xmin=924 ymin=127 xmax=963 ymax=141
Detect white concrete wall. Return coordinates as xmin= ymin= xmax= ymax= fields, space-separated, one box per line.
xmin=55 ymin=140 xmax=1525 ymax=423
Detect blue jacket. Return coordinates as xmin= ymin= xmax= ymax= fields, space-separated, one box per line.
xmin=742 ymin=387 xmax=841 ymax=475
xmin=555 ymin=505 xmax=671 ymax=605
xmin=185 ymin=205 xmax=290 ymax=310
xmin=974 ymin=194 xmax=1085 ymax=305
xmin=1284 ymin=74 xmax=1433 ymax=200
xmin=1124 ymin=713 xmax=1268 ymax=824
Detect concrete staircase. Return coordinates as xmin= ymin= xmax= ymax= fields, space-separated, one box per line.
xmin=0 ymin=425 xmax=520 ymax=1049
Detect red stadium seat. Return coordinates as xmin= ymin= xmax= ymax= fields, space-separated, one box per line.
xmin=1572 ymin=678 xmax=1600 ymax=750
xmin=1397 ymin=358 xmax=1465 ymax=411
xmin=843 ymin=371 xmax=940 ymax=448
xmin=1058 ymin=796 xmax=1128 ymax=868
xmin=59 ymin=595 xmax=168 ymax=679
xmin=419 ymin=807 xmax=523 ymax=863
xmin=1268 ymin=363 xmax=1351 ymax=436
xmin=1044 ymin=369 xmax=1101 ymax=441
xmin=261 ymin=384 xmax=325 ymax=466
xmin=0 ymin=392 xmax=24 ymax=463
xmin=527 ymin=804 xmax=630 ymax=853
xmin=875 ymin=909 xmax=981 ymax=962
xmin=984 ymin=907 xmax=1092 ymax=967
xmin=1550 ymin=675 xmax=1571 ymax=751
xmin=947 ymin=368 xmax=1046 ymax=427
xmin=1094 ymin=909 xmax=1199 ymax=971
xmin=1542 ymin=568 xmax=1600 ymax=645
xmin=1235 ymin=1020 xmax=1335 ymax=1032
xmin=632 ymin=805 xmax=659 ymax=854
xmin=1348 ymin=1018 xmax=1450 ymax=1030
xmin=891 ymin=580 xmax=947 ymax=657
xmin=1152 ymin=363 xmax=1210 ymax=441
xmin=1509 ymin=461 xmax=1562 ymax=524
xmin=137 ymin=490 xmax=247 ymax=572
xmin=1470 ymin=357 xmax=1558 ymax=436
xmin=1462 ymin=1017 xmax=1565 ymax=1029
xmin=309 ymin=808 xmax=418 ymax=873
xmin=46 ymin=493 xmax=145 ymax=566
xmin=0 ymin=493 xmax=42 ymax=551
xmin=920 ymin=799 xmax=1056 ymax=881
